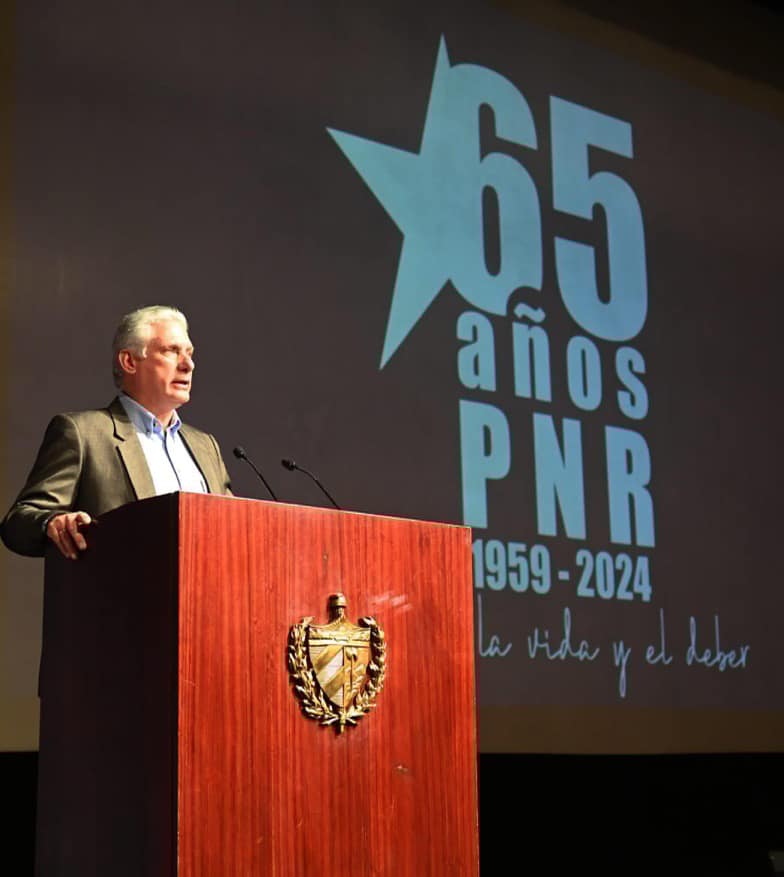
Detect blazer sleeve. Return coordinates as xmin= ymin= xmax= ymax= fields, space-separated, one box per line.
xmin=0 ymin=414 xmax=84 ymax=557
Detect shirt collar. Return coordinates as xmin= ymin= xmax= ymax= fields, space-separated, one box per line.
xmin=119 ymin=393 xmax=181 ymax=437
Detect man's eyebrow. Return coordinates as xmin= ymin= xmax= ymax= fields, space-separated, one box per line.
xmin=157 ymin=342 xmax=195 ymax=355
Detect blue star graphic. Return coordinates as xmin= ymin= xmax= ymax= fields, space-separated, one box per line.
xmin=328 ymin=38 xmax=458 ymax=368
xmin=329 ymin=36 xmax=542 ymax=367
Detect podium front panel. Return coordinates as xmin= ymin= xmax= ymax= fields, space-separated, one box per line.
xmin=177 ymin=495 xmax=478 ymax=876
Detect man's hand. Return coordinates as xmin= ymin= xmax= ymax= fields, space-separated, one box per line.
xmin=46 ymin=512 xmax=92 ymax=560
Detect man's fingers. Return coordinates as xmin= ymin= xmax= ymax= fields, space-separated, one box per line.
xmin=47 ymin=523 xmax=76 ymax=560
xmin=54 ymin=540 xmax=73 ymax=561
xmin=46 ymin=512 xmax=91 ymax=560
xmin=59 ymin=528 xmax=80 ymax=560
xmin=66 ymin=516 xmax=88 ymax=551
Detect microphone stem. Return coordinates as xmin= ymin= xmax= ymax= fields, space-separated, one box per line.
xmin=291 ymin=462 xmax=341 ymax=510
xmin=307 ymin=471 xmax=341 ymax=510
xmin=247 ymin=458 xmax=278 ymax=502
xmin=236 ymin=451 xmax=278 ymax=501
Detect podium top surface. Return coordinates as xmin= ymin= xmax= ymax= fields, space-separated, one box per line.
xmin=97 ymin=491 xmax=472 ymax=535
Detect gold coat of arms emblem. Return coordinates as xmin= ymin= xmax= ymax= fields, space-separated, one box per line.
xmin=288 ymin=593 xmax=386 ymax=733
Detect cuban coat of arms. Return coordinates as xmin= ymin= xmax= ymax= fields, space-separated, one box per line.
xmin=288 ymin=593 xmax=386 ymax=733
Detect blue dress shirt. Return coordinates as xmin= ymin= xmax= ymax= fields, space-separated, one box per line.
xmin=118 ymin=394 xmax=208 ymax=496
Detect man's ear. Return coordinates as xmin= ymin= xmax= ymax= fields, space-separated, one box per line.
xmin=117 ymin=349 xmax=137 ymax=376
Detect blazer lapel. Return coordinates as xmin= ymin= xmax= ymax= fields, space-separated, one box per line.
xmin=179 ymin=425 xmax=219 ymax=494
xmin=108 ymin=397 xmax=156 ymax=501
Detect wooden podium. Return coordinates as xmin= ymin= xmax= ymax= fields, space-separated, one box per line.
xmin=37 ymin=493 xmax=479 ymax=875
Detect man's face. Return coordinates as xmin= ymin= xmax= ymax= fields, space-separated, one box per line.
xmin=122 ymin=319 xmax=195 ymax=420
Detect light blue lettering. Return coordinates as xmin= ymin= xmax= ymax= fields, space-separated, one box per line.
xmin=616 ymin=347 xmax=648 ymax=419
xmin=457 ymin=311 xmax=496 ymax=391
xmin=476 ymin=593 xmax=513 ymax=657
xmin=533 ymin=413 xmax=586 ymax=539
xmin=566 ymin=335 xmax=602 ymax=410
xmin=526 ymin=607 xmax=599 ymax=661
xmin=686 ymin=616 xmax=750 ymax=671
xmin=460 ymin=399 xmax=511 ymax=529
xmin=512 ymin=320 xmax=551 ymax=401
xmin=612 ymin=640 xmax=632 ymax=698
xmin=605 ymin=426 xmax=655 ymax=547
xmin=551 ymin=96 xmax=648 ymax=342
xmin=644 ymin=609 xmax=673 ymax=665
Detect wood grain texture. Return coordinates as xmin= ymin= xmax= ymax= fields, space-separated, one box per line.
xmin=37 ymin=493 xmax=478 ymax=875
xmin=177 ymin=494 xmax=479 ymax=876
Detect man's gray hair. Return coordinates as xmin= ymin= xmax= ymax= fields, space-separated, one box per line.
xmin=112 ymin=305 xmax=188 ymax=387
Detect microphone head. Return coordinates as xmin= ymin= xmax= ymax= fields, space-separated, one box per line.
xmin=233 ymin=446 xmax=247 ymax=460
xmin=281 ymin=458 xmax=297 ymax=471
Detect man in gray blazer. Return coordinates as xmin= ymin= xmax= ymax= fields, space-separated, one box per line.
xmin=1 ymin=305 xmax=232 ymax=559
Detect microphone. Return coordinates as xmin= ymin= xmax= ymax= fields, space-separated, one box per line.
xmin=233 ymin=446 xmax=278 ymax=501
xmin=281 ymin=458 xmax=341 ymax=510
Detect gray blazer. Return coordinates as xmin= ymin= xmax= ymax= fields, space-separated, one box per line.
xmin=0 ymin=397 xmax=232 ymax=556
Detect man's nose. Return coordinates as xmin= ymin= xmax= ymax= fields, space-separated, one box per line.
xmin=179 ymin=354 xmax=194 ymax=371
